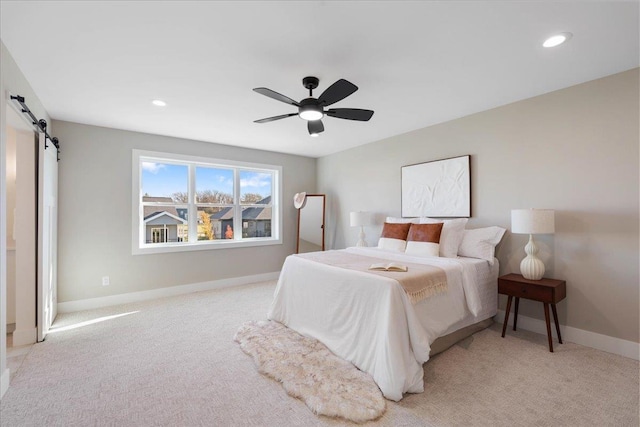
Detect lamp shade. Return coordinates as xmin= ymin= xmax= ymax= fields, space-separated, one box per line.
xmin=350 ymin=211 xmax=374 ymax=227
xmin=511 ymin=209 xmax=555 ymax=234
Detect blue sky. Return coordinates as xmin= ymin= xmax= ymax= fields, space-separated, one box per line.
xmin=142 ymin=162 xmax=272 ymax=199
xmin=196 ymin=166 xmax=234 ymax=195
xmin=142 ymin=163 xmax=187 ymax=197
xmin=239 ymin=170 xmax=272 ymax=199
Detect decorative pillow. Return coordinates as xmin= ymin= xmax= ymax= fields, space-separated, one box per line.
xmin=377 ymin=222 xmax=412 ymax=252
xmin=457 ymin=226 xmax=506 ymax=263
xmin=405 ymin=223 xmax=444 ymax=257
xmin=419 ymin=217 xmax=468 ymax=258
xmin=385 ymin=216 xmax=420 ymax=224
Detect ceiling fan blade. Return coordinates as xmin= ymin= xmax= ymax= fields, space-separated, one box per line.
xmin=308 ymin=120 xmax=324 ymax=135
xmin=253 ymin=87 xmax=300 ymax=107
xmin=254 ymin=113 xmax=298 ymax=123
xmin=317 ymin=79 xmax=358 ymax=106
xmin=326 ymin=108 xmax=374 ymax=121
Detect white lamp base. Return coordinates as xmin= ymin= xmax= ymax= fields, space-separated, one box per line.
xmin=520 ymin=234 xmax=545 ymax=280
xmin=356 ymin=226 xmax=368 ymax=247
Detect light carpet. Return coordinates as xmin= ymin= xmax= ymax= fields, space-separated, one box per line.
xmin=0 ymin=280 xmax=638 ymax=426
xmin=235 ymin=320 xmax=385 ymax=423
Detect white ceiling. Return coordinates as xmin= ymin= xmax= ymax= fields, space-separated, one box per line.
xmin=1 ymin=1 xmax=638 ymax=158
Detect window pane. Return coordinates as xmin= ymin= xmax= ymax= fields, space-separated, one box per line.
xmin=142 ymin=162 xmax=187 ymax=200
xmin=143 ymin=205 xmax=189 ymax=244
xmin=242 ymin=206 xmax=272 ymax=238
xmin=240 ymin=170 xmax=272 ymax=205
xmin=198 ymin=206 xmax=234 ymax=240
xmin=196 ymin=167 xmax=234 ymax=204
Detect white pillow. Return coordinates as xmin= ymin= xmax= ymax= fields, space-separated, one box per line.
xmin=385 ymin=216 xmax=420 ymax=224
xmin=419 ymin=217 xmax=468 ymax=258
xmin=458 ymin=226 xmax=506 ymax=263
xmin=378 ymin=237 xmax=407 ymax=252
xmin=405 ymin=241 xmax=439 ymax=257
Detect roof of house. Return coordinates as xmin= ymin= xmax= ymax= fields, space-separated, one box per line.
xmin=144 ymin=211 xmax=187 ymax=225
xmin=210 ymin=207 xmax=233 ymax=221
xmin=143 ymin=196 xmax=185 ymax=221
xmin=242 ymin=206 xmax=272 ymax=221
xmin=142 ymin=195 xmax=271 ymax=222
xmin=143 ymin=196 xmax=173 ymax=203
xmin=210 ymin=196 xmax=271 ymax=221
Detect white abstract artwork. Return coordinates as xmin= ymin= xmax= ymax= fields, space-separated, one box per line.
xmin=401 ymin=155 xmax=470 ymax=218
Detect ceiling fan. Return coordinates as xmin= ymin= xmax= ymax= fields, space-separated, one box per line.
xmin=253 ymin=76 xmax=374 ymax=137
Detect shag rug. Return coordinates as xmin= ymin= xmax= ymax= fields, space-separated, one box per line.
xmin=234 ymin=320 xmax=386 ymax=423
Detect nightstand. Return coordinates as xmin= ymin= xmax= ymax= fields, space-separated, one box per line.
xmin=498 ymin=273 xmax=566 ymax=352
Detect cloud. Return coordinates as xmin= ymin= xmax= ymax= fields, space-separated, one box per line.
xmin=142 ymin=162 xmax=166 ymax=174
xmin=213 ymin=175 xmax=233 ymax=189
xmin=241 ymin=172 xmax=271 ymax=188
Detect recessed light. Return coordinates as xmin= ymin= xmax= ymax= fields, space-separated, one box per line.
xmin=543 ymin=32 xmax=573 ymax=48
xmin=152 ymin=99 xmax=167 ymax=107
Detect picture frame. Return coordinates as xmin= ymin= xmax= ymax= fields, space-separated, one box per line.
xmin=401 ymin=155 xmax=471 ymax=218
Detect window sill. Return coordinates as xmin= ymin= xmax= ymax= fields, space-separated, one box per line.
xmin=132 ymin=237 xmax=282 ymax=255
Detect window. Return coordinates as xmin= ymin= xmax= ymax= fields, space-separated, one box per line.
xmin=151 ymin=227 xmax=168 ymax=243
xmin=132 ymin=150 xmax=282 ymax=254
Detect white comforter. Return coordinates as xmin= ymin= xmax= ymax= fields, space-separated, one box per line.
xmin=267 ymin=247 xmax=486 ymax=401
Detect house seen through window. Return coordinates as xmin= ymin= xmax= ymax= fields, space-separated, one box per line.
xmin=133 ymin=150 xmax=281 ymax=254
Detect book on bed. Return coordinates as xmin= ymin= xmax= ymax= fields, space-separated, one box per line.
xmin=368 ymin=262 xmax=408 ymax=272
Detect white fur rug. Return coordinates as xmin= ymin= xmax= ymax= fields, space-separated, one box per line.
xmin=234 ymin=320 xmax=386 ymax=423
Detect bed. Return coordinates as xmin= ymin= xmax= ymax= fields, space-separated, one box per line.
xmin=267 ymin=246 xmax=499 ymax=401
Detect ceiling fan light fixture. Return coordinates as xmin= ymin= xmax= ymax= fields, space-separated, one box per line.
xmin=299 ymin=110 xmax=323 ymax=121
xmin=298 ymin=99 xmax=324 ymax=121
xmin=310 ymin=132 xmax=320 ymax=138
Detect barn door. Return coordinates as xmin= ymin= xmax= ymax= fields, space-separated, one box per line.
xmin=37 ymin=132 xmax=58 ymax=342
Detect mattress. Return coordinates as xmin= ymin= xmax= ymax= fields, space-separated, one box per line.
xmin=351 ymin=247 xmax=499 ymax=336
xmin=267 ymin=247 xmax=499 ymax=401
xmin=421 ymin=255 xmax=499 ymax=337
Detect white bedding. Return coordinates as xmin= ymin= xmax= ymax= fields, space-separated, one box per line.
xmin=267 ymin=247 xmax=498 ymax=401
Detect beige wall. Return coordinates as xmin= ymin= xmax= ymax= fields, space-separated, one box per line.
xmin=318 ymin=69 xmax=639 ymax=343
xmin=52 ymin=121 xmax=316 ymax=303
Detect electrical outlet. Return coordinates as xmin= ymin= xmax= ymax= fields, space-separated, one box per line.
xmin=102 ymin=276 xmax=110 ymax=286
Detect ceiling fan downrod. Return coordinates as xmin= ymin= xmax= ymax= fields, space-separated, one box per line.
xmin=302 ymin=76 xmax=319 ymax=97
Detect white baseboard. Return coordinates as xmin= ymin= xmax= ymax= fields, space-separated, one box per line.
xmin=57 ymin=271 xmax=280 ymax=313
xmin=11 ymin=327 xmax=36 ymax=346
xmin=0 ymin=368 xmax=9 ymax=400
xmin=495 ymin=309 xmax=640 ymax=361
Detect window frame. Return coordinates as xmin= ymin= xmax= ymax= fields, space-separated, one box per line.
xmin=132 ymin=149 xmax=282 ymax=255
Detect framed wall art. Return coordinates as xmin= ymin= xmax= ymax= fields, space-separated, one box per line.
xmin=401 ymin=155 xmax=471 ymax=218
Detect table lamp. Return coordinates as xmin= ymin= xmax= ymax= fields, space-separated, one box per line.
xmin=350 ymin=211 xmax=374 ymax=247
xmin=511 ymin=209 xmax=555 ymax=280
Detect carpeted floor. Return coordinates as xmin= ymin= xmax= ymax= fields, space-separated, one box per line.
xmin=0 ymin=281 xmax=638 ymax=426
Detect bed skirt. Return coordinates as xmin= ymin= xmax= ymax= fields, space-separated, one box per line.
xmin=428 ymin=318 xmax=494 ymax=357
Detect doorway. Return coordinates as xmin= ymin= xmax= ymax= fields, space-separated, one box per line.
xmin=4 ymin=102 xmax=58 ymax=352
xmin=5 ymin=106 xmax=38 ymax=349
